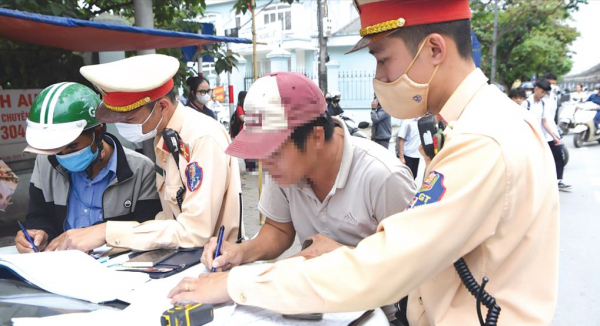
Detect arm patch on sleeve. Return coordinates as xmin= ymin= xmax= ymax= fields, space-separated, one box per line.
xmin=408 ymin=171 xmax=446 ymax=209
xmin=186 ymin=162 xmax=203 ymax=192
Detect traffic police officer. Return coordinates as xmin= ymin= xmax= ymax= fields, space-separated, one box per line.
xmin=50 ymin=54 xmax=243 ymax=251
xmin=168 ymin=1 xmax=559 ymax=325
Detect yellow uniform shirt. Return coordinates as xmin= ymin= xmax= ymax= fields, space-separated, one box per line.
xmin=226 ymin=69 xmax=559 ymax=325
xmin=106 ymin=103 xmax=243 ymax=250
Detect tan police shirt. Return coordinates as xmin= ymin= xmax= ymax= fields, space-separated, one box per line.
xmin=226 ymin=69 xmax=559 ymax=325
xmin=259 ymin=116 xmax=416 ymax=247
xmin=106 ymin=103 xmax=243 ymax=250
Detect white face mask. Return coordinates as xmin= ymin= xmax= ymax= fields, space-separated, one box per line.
xmin=525 ymin=91 xmax=533 ymax=97
xmin=115 ymin=102 xmax=163 ymax=143
xmin=373 ymin=38 xmax=439 ymax=119
xmin=196 ymin=93 xmax=211 ymax=105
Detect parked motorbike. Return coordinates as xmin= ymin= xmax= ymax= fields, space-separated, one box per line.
xmin=572 ymin=101 xmax=600 ymax=148
xmin=339 ymin=114 xmax=367 ymax=138
xmin=558 ymin=101 xmax=577 ymax=135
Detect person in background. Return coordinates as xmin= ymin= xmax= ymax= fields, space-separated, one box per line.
xmin=396 ymin=118 xmax=421 ymax=179
xmin=571 ymin=84 xmax=586 ymax=103
xmin=508 ymin=88 xmax=526 ymax=105
xmin=370 ymin=95 xmax=392 ymax=149
xmin=185 ymin=76 xmax=217 ymax=120
xmin=325 ymin=92 xmax=333 ymax=107
xmin=231 ymin=91 xmax=256 ymax=173
xmin=327 ymin=91 xmax=344 ymax=116
xmin=521 ymin=81 xmax=535 ymax=98
xmin=585 ymin=83 xmax=600 ymax=133
xmin=15 ymin=82 xmax=161 ymax=253
xmin=523 ymin=79 xmax=571 ymax=192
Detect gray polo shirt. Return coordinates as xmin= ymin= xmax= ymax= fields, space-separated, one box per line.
xmin=258 ymin=117 xmax=417 ymax=246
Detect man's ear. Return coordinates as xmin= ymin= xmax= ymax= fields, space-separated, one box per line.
xmin=426 ymin=33 xmax=447 ymax=66
xmin=311 ymin=126 xmax=326 ymax=149
xmin=158 ymin=97 xmax=171 ymax=114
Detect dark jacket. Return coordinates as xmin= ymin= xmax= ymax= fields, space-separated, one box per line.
xmin=371 ymin=107 xmax=392 ymax=141
xmin=26 ymin=134 xmax=162 ymax=241
xmin=187 ymin=100 xmax=217 ymax=120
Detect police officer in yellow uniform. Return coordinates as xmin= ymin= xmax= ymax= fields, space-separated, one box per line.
xmin=168 ymin=1 xmax=559 ymax=325
xmin=48 ymin=54 xmax=243 ymax=251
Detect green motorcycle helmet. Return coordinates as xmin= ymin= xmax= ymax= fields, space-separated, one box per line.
xmin=26 ymin=82 xmax=101 ymax=154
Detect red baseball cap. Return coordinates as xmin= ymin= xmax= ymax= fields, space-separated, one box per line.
xmin=226 ymin=72 xmax=326 ymax=159
xmin=347 ymin=0 xmax=472 ymax=54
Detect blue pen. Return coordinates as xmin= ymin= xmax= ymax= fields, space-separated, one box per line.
xmin=17 ymin=221 xmax=39 ymax=253
xmin=211 ymin=225 xmax=225 ymax=272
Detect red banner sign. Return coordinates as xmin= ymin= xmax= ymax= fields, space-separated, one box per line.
xmin=212 ymin=86 xmax=225 ymax=102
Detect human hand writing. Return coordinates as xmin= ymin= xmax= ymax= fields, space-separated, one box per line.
xmin=15 ymin=229 xmax=48 ymax=253
xmin=201 ymin=238 xmax=244 ymax=272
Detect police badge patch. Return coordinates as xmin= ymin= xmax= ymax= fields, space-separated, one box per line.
xmin=407 ymin=171 xmax=446 ymax=209
xmin=185 ymin=162 xmax=203 ymax=192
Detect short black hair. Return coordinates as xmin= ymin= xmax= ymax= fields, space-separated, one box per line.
xmin=290 ymin=112 xmax=334 ymax=151
xmin=391 ymin=19 xmax=473 ymax=61
xmin=143 ymin=89 xmax=177 ymax=111
xmin=508 ymin=88 xmax=526 ymax=99
xmin=535 ymin=79 xmax=552 ymax=92
xmin=542 ymin=72 xmax=557 ymax=81
xmin=165 ymin=89 xmax=177 ymax=103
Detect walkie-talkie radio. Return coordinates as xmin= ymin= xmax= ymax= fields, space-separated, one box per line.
xmin=417 ymin=114 xmax=445 ymax=161
xmin=162 ymin=128 xmax=185 ymax=212
xmin=416 ymin=115 xmax=502 ymax=326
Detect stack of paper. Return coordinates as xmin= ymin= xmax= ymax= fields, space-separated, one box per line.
xmin=0 ymin=250 xmax=149 ymax=303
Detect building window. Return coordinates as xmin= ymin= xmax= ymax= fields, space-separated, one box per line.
xmin=262 ymin=4 xmax=292 ymax=30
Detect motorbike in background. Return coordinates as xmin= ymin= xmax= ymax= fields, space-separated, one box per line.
xmin=572 ymin=101 xmax=600 ymax=148
xmin=339 ymin=114 xmax=368 ymax=138
xmin=558 ymin=101 xmax=577 ymax=135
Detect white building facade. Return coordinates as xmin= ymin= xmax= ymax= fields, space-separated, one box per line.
xmin=199 ymin=0 xmax=376 ymax=110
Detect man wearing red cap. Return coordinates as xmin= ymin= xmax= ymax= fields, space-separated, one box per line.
xmin=197 ymin=71 xmax=416 ymax=322
xmin=46 ymin=54 xmax=244 ymax=251
xmin=168 ymin=1 xmax=559 ymax=325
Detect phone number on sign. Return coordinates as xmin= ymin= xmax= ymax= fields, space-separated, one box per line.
xmin=1 ymin=124 xmax=26 ymax=140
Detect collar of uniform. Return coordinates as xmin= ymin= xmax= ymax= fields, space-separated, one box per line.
xmin=155 ymin=101 xmax=186 ymax=154
xmin=438 ymin=68 xmax=488 ymax=122
xmin=331 ymin=116 xmax=354 ymax=189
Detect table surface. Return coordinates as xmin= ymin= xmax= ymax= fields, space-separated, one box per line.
xmin=0 ymin=246 xmax=388 ymax=325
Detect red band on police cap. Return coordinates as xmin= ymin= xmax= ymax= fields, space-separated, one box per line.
xmin=103 ymin=78 xmax=174 ymax=112
xmin=360 ymin=0 xmax=471 ymax=32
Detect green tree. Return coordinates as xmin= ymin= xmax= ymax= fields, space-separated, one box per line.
xmin=471 ymin=0 xmax=584 ymax=89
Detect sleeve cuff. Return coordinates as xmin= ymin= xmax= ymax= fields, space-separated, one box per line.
xmin=105 ymin=221 xmax=140 ymax=247
xmin=227 ymin=263 xmax=273 ymax=306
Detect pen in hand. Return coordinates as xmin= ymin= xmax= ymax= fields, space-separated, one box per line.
xmin=17 ymin=221 xmax=39 ymax=253
xmin=211 ymin=225 xmax=225 ymax=272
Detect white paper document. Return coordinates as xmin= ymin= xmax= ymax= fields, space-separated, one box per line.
xmin=0 ymin=250 xmax=149 ymax=303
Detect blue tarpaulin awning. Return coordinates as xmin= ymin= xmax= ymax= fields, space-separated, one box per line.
xmin=0 ymin=8 xmax=252 ymax=52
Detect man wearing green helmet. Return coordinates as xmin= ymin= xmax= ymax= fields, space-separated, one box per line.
xmin=14 ymin=82 xmax=162 ymax=253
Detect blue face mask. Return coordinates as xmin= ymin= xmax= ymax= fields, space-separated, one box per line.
xmin=55 ymin=136 xmax=99 ymax=172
